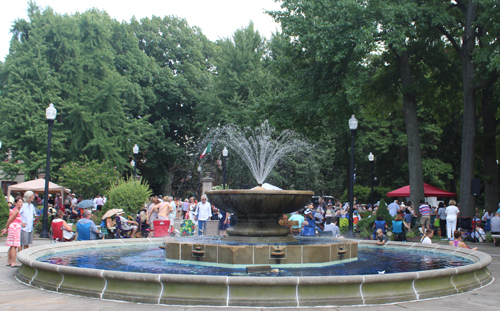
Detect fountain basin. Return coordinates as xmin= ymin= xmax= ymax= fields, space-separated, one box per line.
xmin=16 ymin=238 xmax=493 ymax=307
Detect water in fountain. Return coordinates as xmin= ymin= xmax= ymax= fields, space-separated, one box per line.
xmin=203 ymin=121 xmax=311 ymax=185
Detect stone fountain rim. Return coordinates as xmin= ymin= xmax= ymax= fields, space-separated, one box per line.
xmin=15 ymin=238 xmax=493 ymax=307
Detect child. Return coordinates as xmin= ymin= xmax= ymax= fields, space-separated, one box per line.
xmin=449 ymin=230 xmax=478 ymax=250
xmin=421 ymin=229 xmax=434 ymax=244
xmin=375 ymin=228 xmax=388 ymax=245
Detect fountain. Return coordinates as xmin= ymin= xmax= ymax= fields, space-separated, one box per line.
xmin=15 ymin=122 xmax=493 ymax=306
xmin=162 ymin=122 xmax=357 ymax=266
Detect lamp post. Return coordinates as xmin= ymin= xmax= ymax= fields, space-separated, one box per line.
xmin=368 ymin=152 xmax=374 ymax=208
xmin=40 ymin=103 xmax=57 ymax=238
xmin=198 ymin=165 xmax=202 ymax=197
xmin=347 ymin=114 xmax=358 ymax=237
xmin=133 ymin=144 xmax=139 ymax=179
xmin=222 ymin=147 xmax=228 ymax=189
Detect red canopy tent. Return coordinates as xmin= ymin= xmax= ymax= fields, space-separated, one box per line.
xmin=387 ymin=183 xmax=456 ymax=197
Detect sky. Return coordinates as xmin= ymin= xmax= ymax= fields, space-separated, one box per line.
xmin=0 ymin=0 xmax=283 ymax=61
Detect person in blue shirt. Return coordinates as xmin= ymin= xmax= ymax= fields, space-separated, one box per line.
xmin=289 ymin=210 xmax=305 ymax=229
xmin=77 ymin=210 xmax=101 ymax=240
xmin=300 ymin=209 xmax=316 ymax=236
xmin=392 ymin=214 xmax=409 ymax=242
xmin=373 ymin=215 xmax=388 ymax=240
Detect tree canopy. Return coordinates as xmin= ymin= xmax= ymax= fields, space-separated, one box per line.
xmin=1 ymin=1 xmax=499 ymax=211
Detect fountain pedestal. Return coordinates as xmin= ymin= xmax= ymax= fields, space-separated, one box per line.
xmin=163 ymin=236 xmax=358 ymax=266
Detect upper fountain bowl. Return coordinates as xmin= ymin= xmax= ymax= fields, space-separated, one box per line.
xmin=206 ymin=189 xmax=313 ymax=237
xmin=206 ymin=189 xmax=313 ymax=216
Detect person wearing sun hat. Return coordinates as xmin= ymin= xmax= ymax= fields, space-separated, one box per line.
xmin=117 ymin=210 xmax=138 ymax=238
xmin=300 ymin=208 xmax=316 ymax=236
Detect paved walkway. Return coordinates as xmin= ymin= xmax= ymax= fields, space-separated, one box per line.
xmin=0 ymin=237 xmax=499 ymax=311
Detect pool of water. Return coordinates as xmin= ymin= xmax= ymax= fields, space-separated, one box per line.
xmin=38 ymin=245 xmax=472 ymax=277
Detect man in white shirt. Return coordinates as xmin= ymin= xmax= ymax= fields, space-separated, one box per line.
xmin=387 ymin=200 xmax=400 ymax=217
xmin=323 ymin=216 xmax=342 ymax=237
xmin=195 ymin=195 xmax=212 ymax=236
xmin=20 ymin=191 xmax=36 ymax=250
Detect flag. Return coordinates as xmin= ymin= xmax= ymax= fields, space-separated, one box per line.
xmin=199 ymin=142 xmax=212 ymax=159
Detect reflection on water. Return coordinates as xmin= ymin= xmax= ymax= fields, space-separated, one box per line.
xmin=38 ymin=246 xmax=471 ymax=277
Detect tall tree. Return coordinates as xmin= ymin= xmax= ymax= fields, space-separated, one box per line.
xmin=131 ymin=15 xmax=215 ymax=195
xmin=429 ymin=0 xmax=499 ymax=216
xmin=0 ymin=3 xmax=153 ymax=180
xmin=196 ymin=22 xmax=280 ymax=130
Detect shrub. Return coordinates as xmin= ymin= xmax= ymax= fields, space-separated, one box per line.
xmin=339 ymin=185 xmax=393 ymax=205
xmin=376 ymin=199 xmax=394 ymax=224
xmin=0 ymin=198 xmax=10 ymax=231
xmin=59 ymin=156 xmax=121 ymax=199
xmin=103 ymin=177 xmax=152 ymax=216
xmin=339 ymin=218 xmax=349 ymax=233
xmin=356 ymin=199 xmax=394 ymax=238
xmin=356 ymin=215 xmax=375 ymax=238
xmin=485 ymin=232 xmax=493 ymax=243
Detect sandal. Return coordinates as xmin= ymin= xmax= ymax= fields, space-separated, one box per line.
xmin=6 ymin=263 xmax=11 ymax=266
xmin=11 ymin=263 xmax=22 ymax=267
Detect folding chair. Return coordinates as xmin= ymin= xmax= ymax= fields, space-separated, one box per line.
xmin=153 ymin=220 xmax=171 ymax=237
xmin=51 ymin=221 xmax=64 ymax=243
xmin=52 ymin=221 xmax=75 ymax=242
xmin=289 ymin=220 xmax=301 ymax=236
xmin=115 ymin=215 xmax=133 ymax=238
xmin=76 ymin=222 xmax=92 ymax=241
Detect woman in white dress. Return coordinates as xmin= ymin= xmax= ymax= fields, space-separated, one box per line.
xmin=445 ymin=199 xmax=460 ymax=240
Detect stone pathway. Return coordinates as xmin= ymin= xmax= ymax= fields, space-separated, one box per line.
xmin=0 ymin=237 xmax=498 ymax=310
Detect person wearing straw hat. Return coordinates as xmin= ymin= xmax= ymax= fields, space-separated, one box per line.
xmin=117 ymin=210 xmax=138 ymax=238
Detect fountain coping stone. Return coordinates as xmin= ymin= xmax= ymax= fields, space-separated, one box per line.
xmin=15 ymin=238 xmax=493 ymax=307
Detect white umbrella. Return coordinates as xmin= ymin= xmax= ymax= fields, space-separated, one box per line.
xmin=101 ymin=209 xmax=123 ymax=220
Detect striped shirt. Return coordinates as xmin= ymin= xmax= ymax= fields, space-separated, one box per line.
xmin=419 ymin=204 xmax=431 ymax=216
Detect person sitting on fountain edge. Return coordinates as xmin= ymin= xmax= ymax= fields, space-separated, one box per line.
xmin=300 ymin=208 xmax=316 ymax=236
xmin=288 ymin=210 xmax=305 ymax=231
xmin=323 ymin=212 xmax=342 ymax=238
xmin=375 ymin=228 xmax=389 ymax=245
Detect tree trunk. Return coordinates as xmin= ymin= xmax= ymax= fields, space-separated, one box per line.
xmin=398 ymin=49 xmax=425 ymax=207
xmin=162 ymin=167 xmax=174 ymax=196
xmin=482 ymin=88 xmax=498 ymax=213
xmin=458 ymin=1 xmax=479 ymax=217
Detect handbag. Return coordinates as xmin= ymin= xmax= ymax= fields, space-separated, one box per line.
xmin=434 ymin=218 xmax=440 ymax=227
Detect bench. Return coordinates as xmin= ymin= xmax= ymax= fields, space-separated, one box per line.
xmin=492 ymin=234 xmax=500 ymax=245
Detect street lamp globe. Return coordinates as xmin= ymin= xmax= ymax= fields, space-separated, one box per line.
xmin=45 ymin=103 xmax=57 ymax=120
xmin=348 ymin=115 xmax=358 ymax=130
xmin=368 ymin=152 xmax=374 ymax=162
xmin=222 ymin=147 xmax=228 ymax=157
xmin=133 ymin=144 xmax=139 ymax=154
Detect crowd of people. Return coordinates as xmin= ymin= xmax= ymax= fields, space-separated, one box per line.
xmin=4 ymin=190 xmax=500 ymax=266
xmin=142 ymin=194 xmax=231 ymax=237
